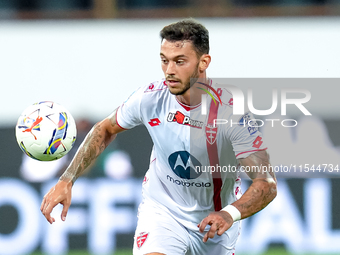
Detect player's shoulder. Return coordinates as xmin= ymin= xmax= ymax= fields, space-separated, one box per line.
xmin=124 ymin=79 xmax=168 ymax=103
xmin=212 ymin=83 xmax=234 ymax=109
xmin=126 ymin=79 xmax=169 ymax=109
xmin=143 ymin=79 xmax=168 ymax=94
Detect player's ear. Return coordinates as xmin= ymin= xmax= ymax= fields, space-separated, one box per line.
xmin=199 ymin=54 xmax=211 ymax=73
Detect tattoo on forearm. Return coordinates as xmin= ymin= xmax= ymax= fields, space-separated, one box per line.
xmin=236 ymin=179 xmax=277 ymax=219
xmin=235 ymin=150 xmax=277 ymax=218
xmin=60 ymin=123 xmax=107 ymax=184
xmin=59 ymin=109 xmax=119 ymax=185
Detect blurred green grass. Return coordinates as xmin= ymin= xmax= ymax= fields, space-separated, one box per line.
xmin=30 ymin=248 xmax=338 ymax=255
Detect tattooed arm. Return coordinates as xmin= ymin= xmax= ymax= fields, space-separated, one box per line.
xmin=232 ymin=150 xmax=277 ymax=218
xmin=40 ymin=109 xmax=125 ymax=224
xmin=59 ymin=109 xmax=123 ymax=184
xmin=198 ymin=150 xmax=277 ymax=242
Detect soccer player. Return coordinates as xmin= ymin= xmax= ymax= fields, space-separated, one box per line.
xmin=41 ymin=19 xmax=277 ymax=255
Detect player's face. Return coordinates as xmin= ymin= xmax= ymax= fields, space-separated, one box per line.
xmin=160 ymin=39 xmax=200 ymax=96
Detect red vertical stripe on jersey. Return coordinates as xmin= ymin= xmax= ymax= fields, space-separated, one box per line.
xmin=206 ymin=101 xmax=222 ymax=211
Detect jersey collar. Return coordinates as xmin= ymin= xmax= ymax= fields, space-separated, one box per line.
xmin=175 ymin=97 xmax=201 ymax=111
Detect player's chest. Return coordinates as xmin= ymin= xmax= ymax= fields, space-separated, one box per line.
xmin=144 ymin=105 xmax=223 ymax=148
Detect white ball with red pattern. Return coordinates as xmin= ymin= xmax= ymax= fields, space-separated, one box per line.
xmin=15 ymin=101 xmax=77 ymax=161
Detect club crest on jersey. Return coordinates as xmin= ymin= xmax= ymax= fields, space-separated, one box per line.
xmin=205 ymin=124 xmax=218 ymax=145
xmin=136 ymin=232 xmax=149 ymax=249
xmin=167 ymin=111 xmax=203 ymax=129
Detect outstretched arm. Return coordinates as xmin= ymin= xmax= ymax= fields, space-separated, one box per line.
xmin=59 ymin=109 xmax=124 ymax=184
xmin=198 ymin=150 xmax=277 ymax=242
xmin=40 ymin=109 xmax=125 ymax=224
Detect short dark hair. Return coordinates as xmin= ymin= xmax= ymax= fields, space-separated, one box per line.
xmin=160 ymin=18 xmax=209 ymax=57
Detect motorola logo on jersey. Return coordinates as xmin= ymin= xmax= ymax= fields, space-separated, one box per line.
xmin=167 ymin=175 xmax=211 ymax=188
xmin=168 ymin=151 xmax=202 ymax=179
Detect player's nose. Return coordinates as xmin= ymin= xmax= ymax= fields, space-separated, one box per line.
xmin=166 ymin=61 xmax=176 ymax=75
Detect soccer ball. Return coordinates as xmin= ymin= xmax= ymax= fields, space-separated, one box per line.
xmin=15 ymin=101 xmax=77 ymax=161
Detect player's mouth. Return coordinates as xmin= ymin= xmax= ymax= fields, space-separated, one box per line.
xmin=167 ymin=79 xmax=181 ymax=87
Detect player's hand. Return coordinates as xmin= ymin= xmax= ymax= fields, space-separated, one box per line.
xmin=40 ymin=180 xmax=72 ymax=224
xmin=198 ymin=211 xmax=234 ymax=242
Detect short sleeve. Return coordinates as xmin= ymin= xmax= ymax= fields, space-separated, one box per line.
xmin=226 ymin=112 xmax=267 ymax=159
xmin=116 ymin=87 xmax=144 ymax=129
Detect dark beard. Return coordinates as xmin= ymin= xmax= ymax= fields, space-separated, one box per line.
xmin=170 ymin=65 xmax=199 ymax=96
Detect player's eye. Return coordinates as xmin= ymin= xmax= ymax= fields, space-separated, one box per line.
xmin=161 ymin=59 xmax=168 ymax=64
xmin=176 ymin=60 xmax=185 ymax=65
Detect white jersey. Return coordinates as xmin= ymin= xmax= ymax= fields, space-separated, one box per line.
xmin=116 ymin=79 xmax=267 ymax=230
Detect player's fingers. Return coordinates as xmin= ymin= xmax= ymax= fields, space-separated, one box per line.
xmin=61 ymin=202 xmax=70 ymax=221
xmin=208 ymin=229 xmax=216 ymax=239
xmin=41 ymin=203 xmax=55 ymax=224
xmin=41 ymin=188 xmax=54 ymax=212
xmin=203 ymin=228 xmax=216 ymax=243
xmin=202 ymin=221 xmax=219 ymax=243
xmin=40 ymin=202 xmax=54 ymax=224
xmin=198 ymin=218 xmax=210 ymax=233
xmin=49 ymin=216 xmax=56 ymax=224
xmin=217 ymin=223 xmax=229 ymax=236
xmin=203 ymin=232 xmax=209 ymax=243
xmin=198 ymin=220 xmax=205 ymax=232
xmin=40 ymin=197 xmax=46 ymax=212
xmin=209 ymin=221 xmax=219 ymax=234
xmin=42 ymin=199 xmax=58 ymax=223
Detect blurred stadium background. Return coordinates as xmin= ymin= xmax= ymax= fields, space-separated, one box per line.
xmin=1 ymin=0 xmax=340 ymax=254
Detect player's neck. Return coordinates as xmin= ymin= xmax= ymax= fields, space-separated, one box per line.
xmin=176 ymin=77 xmax=209 ymax=107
